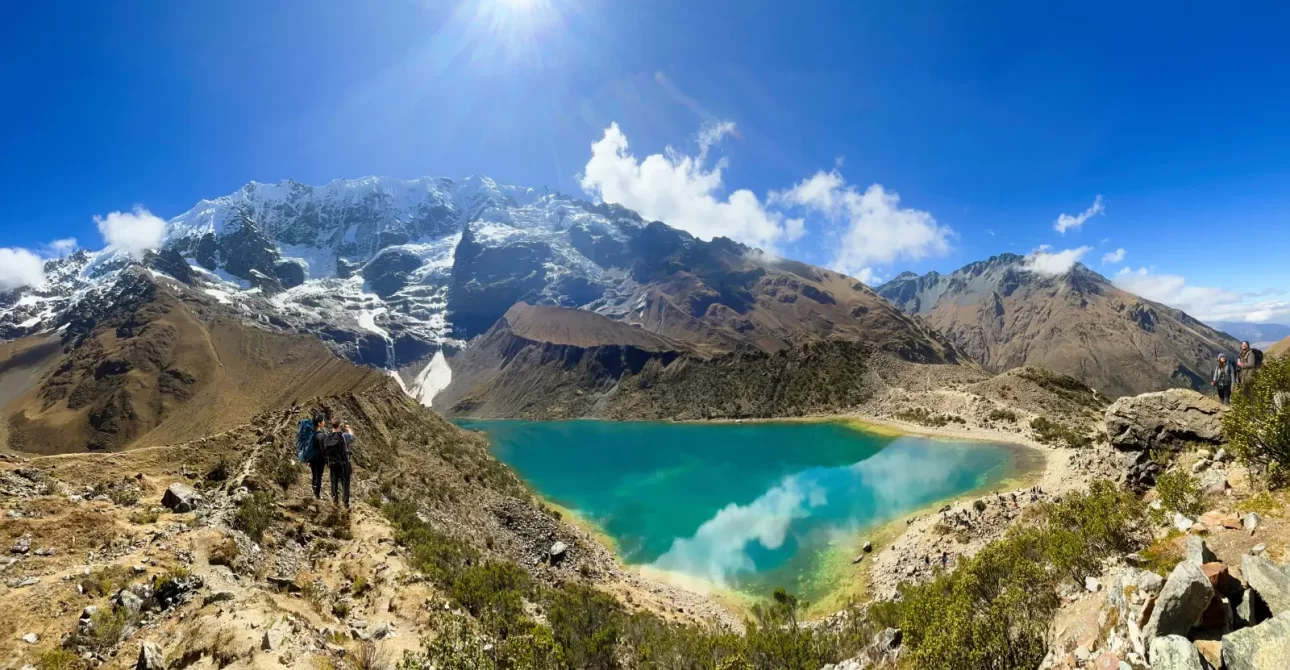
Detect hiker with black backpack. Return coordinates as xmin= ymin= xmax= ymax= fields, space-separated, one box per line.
xmin=1237 ymin=340 xmax=1263 ymax=392
xmin=321 ymin=419 xmax=355 ymax=508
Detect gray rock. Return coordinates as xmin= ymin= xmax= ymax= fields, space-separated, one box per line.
xmin=878 ymin=627 xmax=902 ymax=650
xmin=1149 ymin=635 xmax=1202 ymax=669
xmin=1243 ymin=512 xmax=1260 ymax=534
xmin=204 ymin=591 xmax=235 ymax=605
xmin=1252 ymin=543 xmax=1267 ymax=555
xmin=1221 ymin=611 xmax=1290 ymax=670
xmin=373 ymin=623 xmax=392 ymax=640
xmin=1213 ymin=448 xmax=1228 ymax=462
xmin=1144 ymin=562 xmax=1215 ymax=644
xmin=1105 ymin=389 xmax=1226 ymax=452
xmin=1235 ymin=588 xmax=1263 ymax=628
xmin=22 ymin=633 xmax=38 ymax=644
xmin=1086 ymin=576 xmax=1102 ymax=592
xmin=1242 ymin=554 xmax=1290 ymax=616
xmin=1191 ymin=459 xmax=1210 ymax=474
xmin=117 ymin=590 xmax=145 ymax=617
xmin=11 ymin=536 xmax=31 ymax=554
xmin=81 ymin=605 xmax=99 ymax=622
xmin=549 ymin=541 xmax=568 ymax=561
xmin=261 ymin=629 xmax=283 ymax=651
xmin=862 ymin=541 xmax=873 ymax=553
xmin=137 ymin=642 xmax=164 ymax=670
xmin=1186 ymin=535 xmax=1217 ymax=566
xmin=161 ymin=483 xmax=201 ymax=513
xmin=1108 ymin=568 xmax=1165 ymax=616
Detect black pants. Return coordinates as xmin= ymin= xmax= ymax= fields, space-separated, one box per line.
xmin=309 ymin=457 xmax=326 ymax=499
xmin=330 ymin=462 xmax=351 ymax=506
xmin=1217 ymin=385 xmax=1232 ymax=406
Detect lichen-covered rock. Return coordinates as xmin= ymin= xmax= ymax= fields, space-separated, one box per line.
xmin=1144 ymin=562 xmax=1215 ymax=644
xmin=1222 ymin=611 xmax=1290 ymax=670
xmin=1149 ymin=635 xmax=1203 ymax=669
xmin=161 ymin=483 xmax=201 ymax=513
xmin=1105 ymin=389 xmax=1225 ymax=451
xmin=1242 ymin=554 xmax=1290 ymax=616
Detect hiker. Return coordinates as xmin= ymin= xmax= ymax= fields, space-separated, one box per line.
xmin=941 ymin=551 xmax=948 ymax=569
xmin=1213 ymin=354 xmax=1236 ymax=405
xmin=321 ymin=419 xmax=355 ymax=508
xmin=308 ymin=415 xmax=330 ymax=499
xmin=1237 ymin=341 xmax=1262 ymax=390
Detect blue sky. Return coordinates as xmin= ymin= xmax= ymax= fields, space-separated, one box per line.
xmin=2 ymin=0 xmax=1288 ymax=321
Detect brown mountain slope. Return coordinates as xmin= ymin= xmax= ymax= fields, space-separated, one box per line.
xmin=875 ymin=254 xmax=1240 ymax=398
xmin=593 ymin=229 xmax=963 ymax=363
xmin=438 ymin=303 xmax=886 ymax=419
xmin=1269 ymin=336 xmax=1290 ymax=358
xmin=1 ymin=269 xmax=382 ymax=454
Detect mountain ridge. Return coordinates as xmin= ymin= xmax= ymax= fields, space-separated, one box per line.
xmin=875 ymin=255 xmax=1240 ymax=398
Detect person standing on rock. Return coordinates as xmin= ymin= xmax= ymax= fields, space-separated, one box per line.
xmin=1213 ymin=354 xmax=1236 ymax=405
xmin=322 ymin=419 xmax=355 ymax=508
xmin=1236 ymin=340 xmax=1261 ymax=391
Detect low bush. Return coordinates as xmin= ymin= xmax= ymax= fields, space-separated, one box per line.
xmin=233 ymin=492 xmax=275 ymax=542
xmin=37 ymin=647 xmax=83 ymax=670
xmin=893 ymin=408 xmax=966 ymax=428
xmin=987 ymin=408 xmax=1019 ymax=423
xmin=1155 ymin=469 xmax=1205 ymax=518
xmin=887 ymin=480 xmax=1144 ymax=670
xmin=1030 ymin=417 xmax=1093 ymax=449
xmin=79 ymin=565 xmax=131 ymax=598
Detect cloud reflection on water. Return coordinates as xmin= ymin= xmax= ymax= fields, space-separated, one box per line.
xmin=649 ymin=438 xmax=983 ymax=585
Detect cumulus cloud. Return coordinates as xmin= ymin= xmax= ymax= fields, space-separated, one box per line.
xmin=0 ymin=248 xmax=46 ymax=290
xmin=1054 ymin=195 xmax=1105 ymax=234
xmin=1113 ymin=267 xmax=1290 ymax=323
xmin=773 ymin=170 xmax=952 ymax=282
xmin=95 ymin=207 xmax=166 ymax=260
xmin=580 ymin=122 xmax=794 ymax=251
xmin=1023 ymin=245 xmax=1092 ymax=275
xmin=1101 ymin=248 xmax=1126 ymax=264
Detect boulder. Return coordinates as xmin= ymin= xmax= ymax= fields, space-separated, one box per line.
xmin=1242 ymin=554 xmax=1290 ymax=616
xmin=137 ymin=642 xmax=164 ymax=670
xmin=1108 ymin=568 xmax=1165 ymax=617
xmin=22 ymin=633 xmax=38 ymax=644
xmin=161 ymin=483 xmax=201 ymax=513
xmin=1193 ymin=640 xmax=1222 ymax=669
xmin=1243 ymin=512 xmax=1260 ymax=534
xmin=261 ymin=629 xmax=283 ymax=651
xmin=1149 ymin=634 xmax=1203 ymax=669
xmin=549 ymin=541 xmax=568 ymax=563
xmin=116 ymin=589 xmax=145 ymax=617
xmin=1221 ymin=611 xmax=1290 ymax=670
xmin=1186 ymin=536 xmax=1218 ymax=566
xmin=1105 ymin=389 xmax=1225 ymax=451
xmin=1144 ymin=562 xmax=1215 ymax=643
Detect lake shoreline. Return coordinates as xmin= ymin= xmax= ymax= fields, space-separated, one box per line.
xmin=461 ymin=410 xmax=1079 ymax=623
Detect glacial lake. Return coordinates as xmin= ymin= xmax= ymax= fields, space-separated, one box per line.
xmin=456 ymin=419 xmax=1036 ymax=602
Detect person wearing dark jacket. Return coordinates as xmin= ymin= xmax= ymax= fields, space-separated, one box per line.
xmin=322 ymin=419 xmax=355 ymax=508
xmin=1237 ymin=341 xmax=1260 ymax=390
xmin=308 ymin=416 xmax=329 ymax=499
xmin=1212 ymin=354 xmax=1236 ymax=405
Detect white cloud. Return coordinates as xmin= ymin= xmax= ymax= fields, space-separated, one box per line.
xmin=580 ymin=122 xmax=794 ymax=251
xmin=0 ymin=248 xmax=46 ymax=290
xmin=1023 ymin=245 xmax=1092 ymax=275
xmin=95 ymin=207 xmax=166 ymax=260
xmin=1054 ymin=195 xmax=1104 ymax=234
xmin=774 ymin=170 xmax=951 ymax=282
xmin=1101 ymin=248 xmax=1126 ymax=264
xmin=1113 ymin=267 xmax=1290 ymax=323
xmin=43 ymin=238 xmax=79 ymax=257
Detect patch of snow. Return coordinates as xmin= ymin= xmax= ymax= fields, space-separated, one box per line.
xmin=278 ymin=243 xmax=337 ymax=280
xmin=356 ymin=308 xmax=390 ymax=339
xmin=203 ymin=288 xmax=234 ymax=305
xmin=411 ymin=350 xmax=452 ymax=407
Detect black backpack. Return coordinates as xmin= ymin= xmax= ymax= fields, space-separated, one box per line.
xmin=322 ymin=431 xmax=350 ymax=466
xmin=1253 ymin=348 xmax=1264 ymax=368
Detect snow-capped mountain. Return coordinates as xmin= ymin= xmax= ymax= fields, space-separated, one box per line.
xmin=0 ymin=176 xmax=662 ymax=404
xmin=2 ymin=174 xmax=960 ymax=408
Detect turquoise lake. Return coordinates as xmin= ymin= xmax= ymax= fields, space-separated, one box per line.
xmin=457 ymin=419 xmax=1034 ymax=600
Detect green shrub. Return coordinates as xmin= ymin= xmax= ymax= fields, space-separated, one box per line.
xmin=987 ymin=408 xmax=1018 ymax=423
xmin=1224 ymin=354 xmax=1290 ymax=486
xmin=79 ymin=565 xmax=131 ymax=597
xmin=1030 ymin=417 xmax=1093 ymax=449
xmin=893 ymin=408 xmax=966 ymax=428
xmin=452 ymin=562 xmax=533 ymax=639
xmin=37 ymin=648 xmax=84 ymax=670
xmin=546 ymin=583 xmax=623 ymax=670
xmin=887 ymin=480 xmax=1144 ymax=670
xmin=1155 ymin=469 xmax=1205 ymax=517
xmin=233 ymin=492 xmax=275 ymax=542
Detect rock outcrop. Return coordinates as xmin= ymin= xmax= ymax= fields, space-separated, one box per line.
xmin=1143 ymin=561 xmax=1215 ymax=644
xmin=1242 ymin=554 xmax=1290 ymax=616
xmin=1105 ymin=389 xmax=1226 ymax=451
xmin=1222 ymin=612 xmax=1290 ymax=670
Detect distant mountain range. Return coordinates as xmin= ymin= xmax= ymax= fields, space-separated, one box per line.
xmin=1206 ymin=321 xmax=1290 ymax=348
xmin=875 ymin=254 xmax=1240 ymax=398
